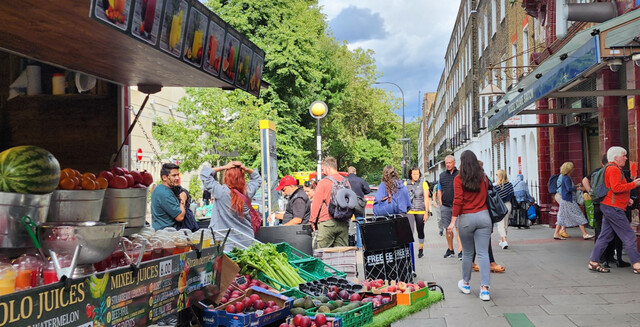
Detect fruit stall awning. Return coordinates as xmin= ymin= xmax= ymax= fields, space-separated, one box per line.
xmin=0 ymin=0 xmax=264 ymax=96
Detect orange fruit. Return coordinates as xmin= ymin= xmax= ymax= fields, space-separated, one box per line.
xmin=81 ymin=179 xmax=97 ymax=190
xmin=62 ymin=168 xmax=75 ymax=176
xmin=60 ymin=170 xmax=71 ymax=180
xmin=59 ymin=177 xmax=76 ymax=190
xmin=83 ymin=172 xmax=97 ymax=181
xmin=96 ymin=177 xmax=108 ymax=189
xmin=73 ymin=169 xmax=82 ymax=179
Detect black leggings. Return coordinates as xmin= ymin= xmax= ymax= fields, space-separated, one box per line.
xmin=407 ymin=213 xmax=425 ymax=241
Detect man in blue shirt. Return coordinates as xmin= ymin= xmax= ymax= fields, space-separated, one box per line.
xmin=151 ymin=163 xmax=187 ymax=230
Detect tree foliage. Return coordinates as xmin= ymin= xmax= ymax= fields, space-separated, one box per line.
xmin=154 ymin=0 xmax=407 ymax=181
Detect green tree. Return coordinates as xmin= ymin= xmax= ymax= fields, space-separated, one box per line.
xmin=154 ymin=0 xmax=406 ymax=180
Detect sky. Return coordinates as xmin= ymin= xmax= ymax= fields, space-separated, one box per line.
xmin=317 ymin=0 xmax=460 ymax=121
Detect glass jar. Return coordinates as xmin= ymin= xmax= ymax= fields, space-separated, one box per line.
xmin=43 ymin=260 xmax=59 ymax=285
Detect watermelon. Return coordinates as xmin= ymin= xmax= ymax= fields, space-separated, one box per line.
xmin=0 ymin=145 xmax=61 ymax=194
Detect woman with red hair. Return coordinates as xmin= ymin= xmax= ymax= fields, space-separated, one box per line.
xmin=200 ymin=161 xmax=261 ymax=242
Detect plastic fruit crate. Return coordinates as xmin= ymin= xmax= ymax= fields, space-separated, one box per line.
xmin=280 ymin=287 xmax=312 ymax=299
xmin=291 ymin=258 xmax=347 ymax=279
xmin=276 ymin=242 xmax=314 ymax=262
xmin=306 ymin=302 xmax=373 ymax=327
xmin=256 ymin=271 xmax=292 ymax=292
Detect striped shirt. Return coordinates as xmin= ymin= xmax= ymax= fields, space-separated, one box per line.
xmin=495 ymin=182 xmax=514 ymax=202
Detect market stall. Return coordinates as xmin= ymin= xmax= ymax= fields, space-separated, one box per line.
xmin=0 ymin=0 xmax=265 ymax=326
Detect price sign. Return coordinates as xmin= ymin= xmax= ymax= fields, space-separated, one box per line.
xmin=159 ymin=260 xmax=172 ymax=277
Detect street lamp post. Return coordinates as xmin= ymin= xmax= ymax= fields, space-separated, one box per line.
xmin=309 ymin=101 xmax=328 ymax=180
xmin=374 ymin=81 xmax=407 ymax=179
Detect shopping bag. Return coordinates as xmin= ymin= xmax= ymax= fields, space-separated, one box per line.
xmin=585 ymin=199 xmax=595 ymax=228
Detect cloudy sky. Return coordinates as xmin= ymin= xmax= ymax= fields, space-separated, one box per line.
xmin=318 ymin=1 xmax=460 ymax=120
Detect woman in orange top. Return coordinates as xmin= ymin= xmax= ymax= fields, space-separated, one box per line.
xmin=447 ymin=150 xmax=492 ymax=301
xmin=588 ymin=146 xmax=640 ymax=273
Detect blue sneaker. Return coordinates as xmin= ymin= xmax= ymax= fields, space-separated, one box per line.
xmin=479 ymin=288 xmax=490 ymax=301
xmin=457 ymin=280 xmax=470 ymax=294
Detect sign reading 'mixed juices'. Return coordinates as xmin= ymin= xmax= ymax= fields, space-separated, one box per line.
xmin=0 ymin=247 xmax=218 ymax=327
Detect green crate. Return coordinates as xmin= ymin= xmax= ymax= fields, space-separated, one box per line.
xmin=256 ymin=271 xmax=292 ymax=292
xmin=280 ymin=287 xmax=312 ymax=299
xmin=307 ymin=302 xmax=373 ymax=327
xmin=276 ymin=242 xmax=314 ymax=262
xmin=291 ymin=258 xmax=347 ymax=279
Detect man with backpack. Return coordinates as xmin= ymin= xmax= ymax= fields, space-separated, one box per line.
xmin=587 ymin=147 xmax=640 ymax=274
xmin=310 ymin=157 xmax=357 ymax=248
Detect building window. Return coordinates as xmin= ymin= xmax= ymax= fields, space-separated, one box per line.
xmin=478 ymin=26 xmax=483 ymax=56
xmin=484 ymin=14 xmax=489 ymax=48
xmin=500 ymin=0 xmax=505 ymax=22
xmin=500 ymin=55 xmax=506 ymax=93
xmin=492 ymin=0 xmax=497 ymax=37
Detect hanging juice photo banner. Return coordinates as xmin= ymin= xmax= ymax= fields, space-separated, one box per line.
xmin=203 ymin=17 xmax=226 ymax=77
xmin=182 ymin=7 xmax=208 ymax=67
xmin=92 ymin=0 xmax=133 ymax=32
xmin=159 ymin=0 xmax=188 ymax=58
xmin=249 ymin=51 xmax=264 ymax=97
xmin=220 ymin=30 xmax=241 ymax=85
xmin=235 ymin=43 xmax=253 ymax=90
xmin=131 ymin=0 xmax=165 ymax=45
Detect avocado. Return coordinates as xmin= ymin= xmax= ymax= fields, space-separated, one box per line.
xmin=332 ymin=300 xmax=344 ymax=308
xmin=290 ymin=307 xmax=306 ymax=316
xmin=293 ymin=298 xmax=305 ymax=308
xmin=317 ymin=305 xmax=331 ymax=313
xmin=317 ymin=296 xmax=330 ymax=303
xmin=303 ymin=296 xmax=315 ymax=310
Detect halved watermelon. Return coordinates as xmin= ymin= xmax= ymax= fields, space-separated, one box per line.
xmin=0 ymin=145 xmax=60 ymax=194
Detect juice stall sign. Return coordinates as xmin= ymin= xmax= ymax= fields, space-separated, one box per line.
xmin=0 ymin=247 xmax=218 ymax=327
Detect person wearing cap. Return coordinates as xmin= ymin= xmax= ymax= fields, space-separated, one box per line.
xmin=274 ymin=175 xmax=311 ymax=225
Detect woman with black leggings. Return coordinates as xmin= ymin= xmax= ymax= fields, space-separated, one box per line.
xmin=406 ymin=167 xmax=430 ymax=258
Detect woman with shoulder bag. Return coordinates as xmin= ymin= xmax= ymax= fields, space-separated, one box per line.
xmin=447 ymin=150 xmax=493 ymax=301
xmin=555 ymin=162 xmax=594 ymax=240
xmin=200 ymin=161 xmax=262 ymax=246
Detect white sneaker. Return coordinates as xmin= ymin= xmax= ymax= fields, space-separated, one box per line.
xmin=479 ymin=289 xmax=490 ymax=301
xmin=458 ymin=280 xmax=470 ymax=294
xmin=499 ymin=241 xmax=508 ymax=249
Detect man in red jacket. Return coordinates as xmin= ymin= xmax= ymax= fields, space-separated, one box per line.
xmin=588 ymin=146 xmax=640 ymax=273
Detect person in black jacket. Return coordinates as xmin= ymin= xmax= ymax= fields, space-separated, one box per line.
xmin=347 ymin=166 xmax=371 ymax=249
xmin=274 ymin=175 xmax=310 ymax=225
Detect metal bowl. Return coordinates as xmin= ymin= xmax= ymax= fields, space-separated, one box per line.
xmin=38 ymin=221 xmax=125 ymax=265
xmin=47 ymin=189 xmax=106 ymax=222
xmin=100 ymin=188 xmax=147 ymax=227
xmin=0 ymin=191 xmax=51 ymax=257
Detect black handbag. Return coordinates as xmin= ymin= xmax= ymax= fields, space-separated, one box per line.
xmin=485 ymin=177 xmax=508 ymax=223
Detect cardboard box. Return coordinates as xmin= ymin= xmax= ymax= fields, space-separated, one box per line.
xmin=212 ymin=254 xmax=241 ymax=304
xmin=205 ymin=286 xmax=293 ymax=327
xmin=396 ymin=287 xmax=428 ymax=305
xmin=360 ymin=292 xmax=397 ymax=315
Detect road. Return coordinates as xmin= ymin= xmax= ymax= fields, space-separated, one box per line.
xmin=389 ymin=216 xmax=640 ymax=327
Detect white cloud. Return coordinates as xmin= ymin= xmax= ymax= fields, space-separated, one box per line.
xmin=318 ymin=0 xmax=460 ymax=118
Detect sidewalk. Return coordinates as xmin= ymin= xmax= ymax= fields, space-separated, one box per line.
xmin=391 ymin=217 xmax=640 ymax=327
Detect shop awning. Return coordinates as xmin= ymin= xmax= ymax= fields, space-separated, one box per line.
xmin=0 ymin=0 xmax=265 ymax=96
xmin=486 ymin=9 xmax=640 ymax=131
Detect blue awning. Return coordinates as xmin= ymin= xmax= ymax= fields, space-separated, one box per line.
xmin=487 ymin=8 xmax=640 ymax=131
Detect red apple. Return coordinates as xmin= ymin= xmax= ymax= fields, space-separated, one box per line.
xmin=225 ymin=305 xmax=236 ymax=313
xmin=349 ymin=293 xmax=361 ymax=301
xmin=130 ymin=170 xmax=143 ymax=184
xmin=111 ymin=167 xmax=125 ymax=176
xmin=98 ymin=170 xmax=114 ymax=181
xmin=253 ymin=299 xmax=265 ymax=310
xmin=141 ymin=170 xmax=154 ymax=186
xmin=109 ymin=176 xmax=128 ymax=189
xmin=294 ymin=314 xmax=304 ymax=326
xmin=300 ymin=316 xmax=312 ymax=327
xmin=249 ymin=294 xmax=260 ymax=302
xmin=314 ymin=314 xmax=327 ymax=326
xmin=234 ymin=302 xmax=245 ymax=313
xmin=124 ymin=174 xmax=134 ymax=187
xmin=263 ymin=307 xmax=273 ymax=314
xmin=417 ymin=281 xmax=426 ymax=288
